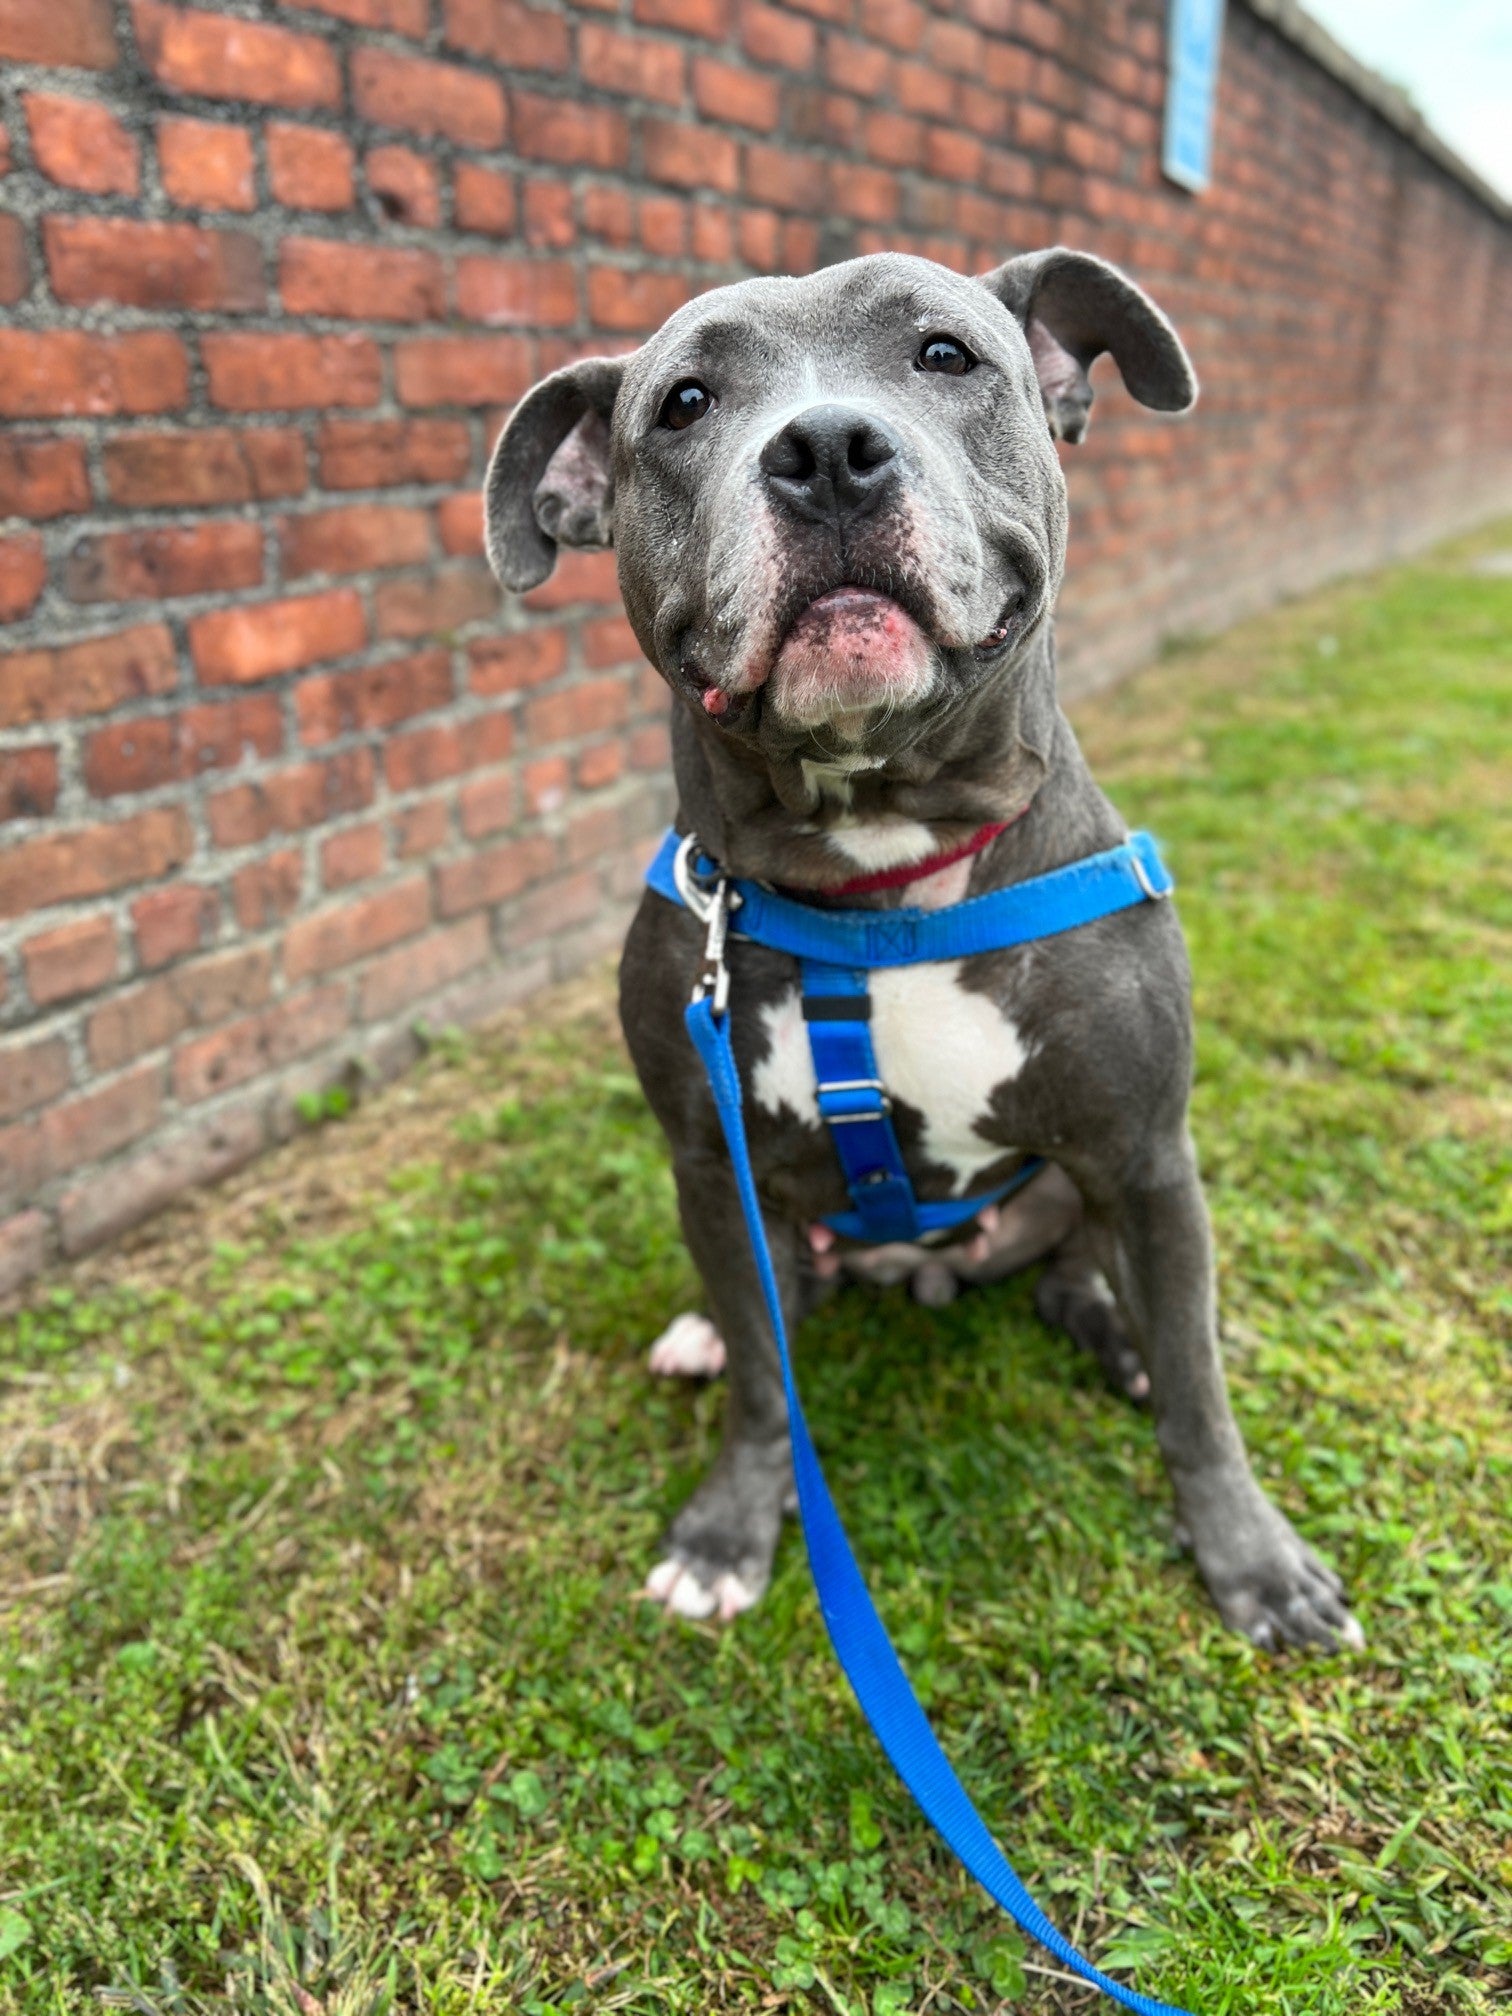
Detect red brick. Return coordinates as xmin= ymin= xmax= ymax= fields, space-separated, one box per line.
xmin=2 ymin=623 xmax=177 ymax=730
xmin=644 ymin=118 xmax=739 ymax=192
xmin=583 ymin=183 xmax=635 ymax=245
xmin=280 ymin=0 xmax=427 ymax=31
xmin=633 ymin=0 xmax=728 ymax=35
xmin=510 ymin=865 xmax=601 ymax=945
xmin=469 ymin=628 xmax=568 ymax=695
xmin=266 ymin=121 xmax=355 ymax=210
xmin=691 ymin=202 xmax=734 ymax=261
xmin=694 ymin=56 xmax=780 ymax=128
xmin=282 ymin=875 xmax=430 ymax=979
xmin=0 ymin=807 xmax=192 ymax=921
xmin=579 ymin=23 xmax=685 ymax=102
xmin=587 ymin=265 xmax=689 ymax=331
xmin=134 ymin=0 xmax=340 ymax=110
xmin=745 ymin=142 xmax=824 ymax=211
xmin=158 ymin=115 xmax=255 ymax=211
xmin=442 ymin=0 xmax=569 ymax=71
xmin=0 ymin=1211 xmax=49 ymax=1299
xmin=512 ymin=91 xmax=629 ymax=169
xmin=0 ymin=1032 xmax=71 ymax=1126
xmin=102 ymin=427 xmax=305 ymax=507
xmin=374 ymin=565 xmax=497 ymax=639
xmin=232 ymin=850 xmax=302 ymax=928
xmin=864 ymin=107 xmax=923 ymax=166
xmin=83 ymin=694 xmax=281 ymax=797
xmin=0 ymin=0 xmax=117 ymax=66
xmin=384 ymin=710 xmax=512 ymax=791
xmin=639 ymin=194 xmax=686 ymax=256
xmin=522 ymin=754 xmax=569 ymax=813
xmin=208 ymin=748 xmax=374 ymax=845
xmin=204 ymin=333 xmax=382 ymax=410
xmin=25 ymin=93 xmax=139 ymax=195
xmin=577 ymin=738 xmax=624 ymax=789
xmin=893 ymin=57 xmax=952 ymax=116
xmin=581 ymin=613 xmax=642 ymax=667
xmin=35 ymin=1063 xmax=163 ymax=1185
xmin=22 ymin=915 xmax=117 ymax=1007
xmin=295 ymin=646 xmax=453 ymax=742
xmin=630 ymin=719 xmax=671 ymax=769
xmin=454 ymin=163 xmax=517 ymax=236
xmin=830 ymin=161 xmax=898 ymax=223
xmin=519 ymin=547 xmax=620 ymax=609
xmin=282 ymin=504 xmax=430 ymax=579
xmin=393 ymin=795 xmax=451 ymax=858
xmin=132 ymin=882 xmax=218 ymax=966
xmin=366 ymin=144 xmax=440 ymax=228
xmin=317 ymin=417 xmax=471 ymax=488
xmin=190 ymin=589 xmax=366 ymax=685
xmin=0 ymin=438 xmax=89 ymax=520
xmin=394 ymin=334 xmax=535 ymax=406
xmin=0 ymin=535 xmax=46 ymax=623
xmin=2 ymin=213 xmax=26 ymax=303
xmin=45 ymin=215 xmax=264 ymax=312
xmin=741 ymin=1 xmax=816 ymax=67
xmin=523 ymin=179 xmax=576 ymax=249
xmin=86 ymin=945 xmax=272 ymax=1071
xmin=525 ymin=674 xmax=630 ymax=743
xmin=173 ymin=986 xmax=347 ymax=1103
xmin=454 ymin=255 xmax=577 ymax=327
xmin=321 ymin=821 xmax=384 ymax=890
xmin=0 ymin=747 xmax=58 ymax=823
xmin=351 ymin=46 xmax=505 ymax=148
xmin=64 ymin=521 xmax=264 ymax=604
xmin=358 ymin=914 xmax=489 ymax=1019
xmin=434 ymin=832 xmax=554 ymax=916
xmin=438 ymin=491 xmax=484 ymax=557
xmin=280 ymin=237 xmax=444 ymax=322
xmin=458 ymin=768 xmax=513 ymax=838
xmin=0 ymin=331 xmax=188 ymax=419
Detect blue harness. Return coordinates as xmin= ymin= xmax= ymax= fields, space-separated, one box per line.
xmin=647 ymin=824 xmax=1188 ymax=2016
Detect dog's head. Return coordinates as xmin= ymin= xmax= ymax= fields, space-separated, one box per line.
xmin=484 ymin=250 xmax=1194 ymax=758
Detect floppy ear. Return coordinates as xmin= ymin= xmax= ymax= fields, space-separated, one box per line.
xmin=978 ymin=247 xmax=1197 ymax=444
xmin=483 ymin=355 xmax=628 ymax=592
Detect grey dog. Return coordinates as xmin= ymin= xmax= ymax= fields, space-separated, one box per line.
xmin=482 ymin=248 xmax=1361 ymax=1655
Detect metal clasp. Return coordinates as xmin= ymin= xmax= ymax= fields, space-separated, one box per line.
xmin=1128 ymin=836 xmax=1170 ymax=902
xmin=675 ymin=832 xmax=741 ymax=1018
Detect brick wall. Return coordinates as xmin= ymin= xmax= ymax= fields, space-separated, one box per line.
xmin=2 ymin=0 xmax=1510 ymax=1296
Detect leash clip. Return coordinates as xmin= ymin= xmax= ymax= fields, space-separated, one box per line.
xmin=675 ymin=832 xmax=739 ymax=1018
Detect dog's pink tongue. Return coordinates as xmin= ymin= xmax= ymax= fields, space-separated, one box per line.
xmin=771 ymin=588 xmax=933 ymax=717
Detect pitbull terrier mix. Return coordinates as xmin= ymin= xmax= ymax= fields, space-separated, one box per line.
xmin=483 ymin=249 xmax=1362 ymax=1655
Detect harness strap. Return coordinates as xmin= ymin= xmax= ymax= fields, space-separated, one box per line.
xmin=684 ymin=990 xmax=1189 ymax=2016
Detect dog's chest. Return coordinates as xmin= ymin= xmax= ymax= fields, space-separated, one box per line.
xmin=750 ymin=962 xmax=1031 ymax=1193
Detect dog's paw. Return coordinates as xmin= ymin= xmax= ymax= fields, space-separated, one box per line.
xmin=1190 ymin=1487 xmax=1363 ymax=1653
xmin=647 ymin=1312 xmax=727 ymax=1379
xmin=639 ymin=1554 xmax=758 ymax=1623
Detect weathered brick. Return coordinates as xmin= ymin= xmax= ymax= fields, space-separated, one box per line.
xmin=458 ymin=768 xmax=513 ymax=838
xmin=102 ymin=427 xmax=305 ymax=506
xmin=295 ymin=647 xmax=453 ymax=742
xmin=0 ymin=0 xmax=117 ymax=67
xmin=0 ymin=331 xmax=188 ymax=418
xmin=232 ymin=850 xmax=302 ymax=928
xmin=523 ymin=179 xmax=575 ymax=249
xmin=741 ymin=1 xmax=817 ymax=68
xmin=321 ymin=822 xmax=385 ymax=890
xmin=190 ymin=590 xmax=366 ymax=684
xmin=281 ymin=503 xmax=431 ymax=579
xmin=525 ymin=674 xmax=631 ymax=744
xmin=437 ymin=492 xmax=484 ymax=557
xmin=132 ymin=881 xmax=218 ymax=966
xmin=433 ymin=832 xmax=554 ymax=916
xmin=0 ymin=438 xmax=90 ymax=520
xmin=580 ymin=23 xmax=685 ymax=102
xmin=0 ymin=1032 xmax=72 ymax=1125
xmin=509 ymin=865 xmax=602 ymax=946
xmin=57 ymin=1105 xmax=264 ymax=1254
xmin=204 ymin=332 xmax=382 ymax=410
xmin=442 ymin=0 xmax=569 ymax=71
xmin=317 ymin=417 xmax=471 ymax=488
xmin=44 ymin=215 xmax=263 ymax=311
xmin=366 ymin=144 xmax=441 ymax=227
xmin=512 ymin=91 xmax=629 ymax=169
xmin=639 ymin=194 xmax=686 ymax=256
xmin=521 ymin=754 xmax=569 ymax=814
xmin=0 ymin=535 xmax=46 ymax=623
xmin=281 ymin=0 xmax=427 ymax=33
xmin=34 ymin=1063 xmax=163 ymax=1191
xmin=519 ymin=547 xmax=620 ymax=610
xmin=694 ymin=55 xmax=781 ymax=128
xmin=2 ymin=623 xmax=177 ymax=730
xmin=22 ymin=915 xmax=119 ymax=1007
xmin=86 ymin=945 xmax=273 ymax=1071
xmin=359 ymin=914 xmax=488 ymax=1019
xmin=64 ymin=522 xmax=264 ymax=604
xmin=351 ymin=46 xmax=506 ymax=148
xmin=208 ymin=748 xmax=373 ymax=846
xmin=0 ymin=747 xmax=59 ymax=824
xmin=280 ymin=237 xmax=444 ymax=322
xmin=0 ymin=214 xmax=25 ymax=307
xmin=576 ymin=739 xmax=624 ymax=789
xmin=282 ymin=875 xmax=430 ymax=979
xmin=159 ymin=115 xmax=256 ymax=210
xmin=588 ymin=266 xmax=689 ymax=331
xmin=84 ymin=694 xmax=282 ymax=797
xmin=392 ymin=794 xmax=451 ymax=858
xmin=173 ymin=986 xmax=348 ymax=1103
xmin=0 ymin=807 xmax=192 ymax=920
xmin=25 ymin=93 xmax=139 ymax=195
xmin=644 ymin=118 xmax=739 ymax=192
xmin=266 ymin=121 xmax=355 ymax=210
xmin=374 ymin=565 xmax=497 ymax=639
xmin=0 ymin=1210 xmax=50 ymax=1300
xmin=384 ymin=710 xmax=512 ymax=792
xmin=633 ymin=0 xmax=728 ymax=36
xmin=454 ymin=162 xmax=517 ymax=235
xmin=394 ymin=334 xmax=534 ymax=406
xmin=134 ymin=0 xmax=340 ymax=109
xmin=454 ymin=255 xmax=577 ymax=327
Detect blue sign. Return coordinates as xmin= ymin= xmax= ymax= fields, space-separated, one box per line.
xmin=1163 ymin=0 xmax=1226 ymax=192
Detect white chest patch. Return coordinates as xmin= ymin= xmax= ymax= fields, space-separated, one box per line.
xmin=750 ymin=965 xmax=1031 ymax=1192
xmin=824 ymin=820 xmax=938 ymax=873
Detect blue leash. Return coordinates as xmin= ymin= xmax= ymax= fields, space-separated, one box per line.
xmin=662 ymin=830 xmax=1189 ymax=2016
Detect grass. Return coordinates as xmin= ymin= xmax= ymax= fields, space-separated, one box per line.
xmin=3 ymin=523 xmax=1510 ymax=2016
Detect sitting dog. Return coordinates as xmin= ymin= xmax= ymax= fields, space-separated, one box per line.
xmin=483 ymin=249 xmax=1361 ymax=1654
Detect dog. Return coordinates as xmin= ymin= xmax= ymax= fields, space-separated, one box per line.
xmin=482 ymin=248 xmax=1361 ymax=1655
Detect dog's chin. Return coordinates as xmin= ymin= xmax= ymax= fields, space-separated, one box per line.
xmin=765 ymin=587 xmax=938 ymax=732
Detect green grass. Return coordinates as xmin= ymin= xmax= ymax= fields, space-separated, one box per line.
xmin=3 ymin=525 xmax=1511 ymax=2016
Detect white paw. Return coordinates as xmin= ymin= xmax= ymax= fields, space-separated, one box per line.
xmin=647 ymin=1312 xmax=727 ymax=1379
xmin=640 ymin=1555 xmax=756 ymax=1623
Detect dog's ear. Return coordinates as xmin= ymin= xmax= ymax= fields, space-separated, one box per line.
xmin=978 ymin=248 xmax=1196 ymax=444
xmin=484 ymin=355 xmax=629 ymax=592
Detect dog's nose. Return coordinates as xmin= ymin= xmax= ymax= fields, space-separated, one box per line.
xmin=760 ymin=404 xmax=900 ymax=525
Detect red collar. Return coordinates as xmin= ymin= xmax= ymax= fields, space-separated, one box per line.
xmin=823 ymin=814 xmax=1022 ymax=898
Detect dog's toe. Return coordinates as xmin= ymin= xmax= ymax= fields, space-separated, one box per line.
xmin=647 ymin=1312 xmax=727 ymax=1379
xmin=640 ymin=1554 xmax=755 ymax=1623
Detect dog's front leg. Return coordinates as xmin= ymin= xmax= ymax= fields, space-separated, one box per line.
xmin=1093 ymin=1132 xmax=1363 ymax=1652
xmin=642 ymin=1152 xmax=803 ymax=1622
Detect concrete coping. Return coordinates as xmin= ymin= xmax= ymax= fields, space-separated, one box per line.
xmin=1241 ymin=0 xmax=1510 ymax=223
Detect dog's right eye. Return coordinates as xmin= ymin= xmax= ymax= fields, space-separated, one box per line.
xmin=660 ymin=380 xmax=714 ymax=430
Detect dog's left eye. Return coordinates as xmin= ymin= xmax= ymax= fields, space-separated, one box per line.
xmin=660 ymin=380 xmax=714 ymax=430
xmin=917 ymin=336 xmax=975 ymax=376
